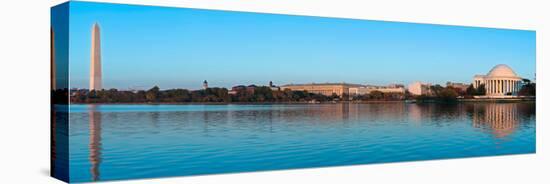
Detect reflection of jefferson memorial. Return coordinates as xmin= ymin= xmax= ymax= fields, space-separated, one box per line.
xmin=473 ymin=64 xmax=522 ymax=96
xmin=472 ymin=103 xmax=520 ymax=138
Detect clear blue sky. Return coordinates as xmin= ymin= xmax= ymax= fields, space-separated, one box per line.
xmin=60 ymin=1 xmax=536 ymax=90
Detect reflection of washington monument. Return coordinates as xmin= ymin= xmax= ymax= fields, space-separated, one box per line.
xmin=88 ymin=105 xmax=102 ymax=181
xmin=89 ymin=23 xmax=104 ymax=180
xmin=90 ymin=23 xmax=102 ymax=90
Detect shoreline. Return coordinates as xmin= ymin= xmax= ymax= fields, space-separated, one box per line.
xmin=69 ymin=98 xmax=535 ymax=105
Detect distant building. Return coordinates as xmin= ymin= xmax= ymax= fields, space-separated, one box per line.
xmin=231 ymin=85 xmax=246 ymax=91
xmin=268 ymin=81 xmax=280 ymax=91
xmin=228 ymin=85 xmax=246 ymax=95
xmin=408 ymin=82 xmax=432 ymax=96
xmin=203 ymin=80 xmax=208 ymax=89
xmin=229 ymin=83 xmax=279 ymax=95
xmin=348 ymin=87 xmax=370 ymax=96
xmin=473 ymin=64 xmax=523 ymax=96
xmin=281 ymin=83 xmax=363 ymax=96
xmin=370 ymin=84 xmax=405 ymax=93
xmin=70 ymin=88 xmax=89 ymax=97
xmin=446 ymin=82 xmax=469 ymax=92
xmin=229 ymin=85 xmax=257 ymax=94
xmin=348 ymin=84 xmax=406 ymax=96
xmin=246 ymin=85 xmax=257 ymax=94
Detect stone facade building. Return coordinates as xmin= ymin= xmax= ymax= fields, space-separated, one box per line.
xmin=408 ymin=82 xmax=432 ymax=96
xmin=281 ymin=83 xmax=363 ymax=96
xmin=349 ymin=84 xmax=406 ymax=96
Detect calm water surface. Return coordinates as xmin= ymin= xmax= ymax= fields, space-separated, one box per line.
xmin=60 ymin=103 xmax=535 ymax=182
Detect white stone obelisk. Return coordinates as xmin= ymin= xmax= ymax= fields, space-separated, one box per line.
xmin=90 ymin=23 xmax=102 ymax=90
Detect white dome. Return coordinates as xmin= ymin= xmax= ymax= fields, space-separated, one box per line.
xmin=487 ymin=64 xmax=518 ymax=77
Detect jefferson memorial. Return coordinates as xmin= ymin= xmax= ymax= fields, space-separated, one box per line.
xmin=473 ymin=64 xmax=523 ymax=96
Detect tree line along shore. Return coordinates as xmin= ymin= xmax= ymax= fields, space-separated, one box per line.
xmin=51 ymin=82 xmax=535 ymax=104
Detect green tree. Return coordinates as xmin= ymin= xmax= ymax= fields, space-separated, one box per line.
xmin=476 ymin=84 xmax=486 ymax=95
xmin=518 ymin=83 xmax=535 ymax=96
xmin=254 ymin=87 xmax=274 ymax=102
xmin=466 ymin=84 xmax=476 ymax=96
xmin=439 ymin=87 xmax=458 ymax=102
xmin=429 ymin=85 xmax=444 ymax=97
xmin=146 ymin=86 xmax=160 ymax=102
xmin=522 ymin=78 xmax=531 ymax=85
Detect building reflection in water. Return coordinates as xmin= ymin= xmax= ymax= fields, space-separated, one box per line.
xmin=406 ymin=102 xmax=533 ymax=138
xmin=264 ymin=103 xmax=408 ymax=124
xmin=471 ymin=103 xmax=521 ymax=138
xmin=88 ymin=105 xmax=102 ymax=181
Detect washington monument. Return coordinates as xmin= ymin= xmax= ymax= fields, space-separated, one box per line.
xmin=90 ymin=23 xmax=102 ymax=90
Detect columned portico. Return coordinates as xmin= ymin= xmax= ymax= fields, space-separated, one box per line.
xmin=473 ymin=64 xmax=522 ymax=97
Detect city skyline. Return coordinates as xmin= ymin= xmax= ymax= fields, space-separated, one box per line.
xmin=57 ymin=1 xmax=535 ymax=90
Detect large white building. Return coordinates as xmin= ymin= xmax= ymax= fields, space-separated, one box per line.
xmin=473 ymin=64 xmax=523 ymax=96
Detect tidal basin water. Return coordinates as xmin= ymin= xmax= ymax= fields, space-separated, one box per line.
xmin=64 ymin=103 xmax=535 ymax=182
